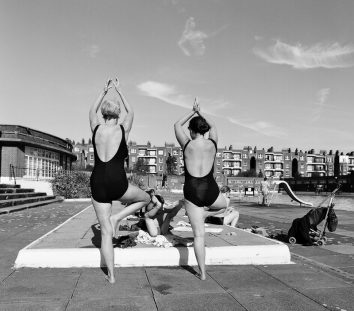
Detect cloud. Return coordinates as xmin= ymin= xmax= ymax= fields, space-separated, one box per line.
xmin=312 ymin=88 xmax=331 ymax=122
xmin=253 ymin=40 xmax=354 ymax=69
xmin=84 ymin=44 xmax=100 ymax=58
xmin=316 ymin=88 xmax=330 ymax=106
xmin=137 ymin=81 xmax=190 ymax=109
xmin=227 ymin=117 xmax=286 ymax=138
xmin=138 ymin=80 xmax=284 ymax=137
xmin=178 ymin=17 xmax=208 ymax=56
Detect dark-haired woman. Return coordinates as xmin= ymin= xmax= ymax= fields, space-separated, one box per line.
xmin=89 ymin=78 xmax=150 ymax=284
xmin=144 ymin=195 xmax=184 ymax=237
xmin=174 ymin=99 xmax=227 ymax=280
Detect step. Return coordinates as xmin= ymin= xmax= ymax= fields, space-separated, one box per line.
xmin=0 ymin=192 xmax=46 ymax=201
xmin=0 ymin=184 xmax=20 ymax=189
xmin=0 ymin=195 xmax=56 ymax=209
xmin=0 ymin=188 xmax=34 ymax=194
xmin=14 ymin=205 xmax=292 ymax=268
xmin=0 ymin=197 xmax=63 ymax=215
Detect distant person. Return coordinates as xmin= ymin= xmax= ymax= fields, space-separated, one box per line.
xmin=260 ymin=177 xmax=270 ymax=206
xmin=144 ymin=195 xmax=184 ymax=237
xmin=174 ymin=98 xmax=227 ymax=280
xmin=89 ymin=78 xmax=150 ymax=284
xmin=205 ymin=186 xmax=239 ymax=227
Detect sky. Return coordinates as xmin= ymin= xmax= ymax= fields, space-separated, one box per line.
xmin=1 ymin=0 xmax=354 ymax=153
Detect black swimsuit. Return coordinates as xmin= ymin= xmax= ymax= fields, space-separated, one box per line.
xmin=90 ymin=125 xmax=129 ymax=203
xmin=183 ymin=139 xmax=220 ymax=207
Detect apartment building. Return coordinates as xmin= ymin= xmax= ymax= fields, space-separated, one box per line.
xmin=72 ymin=141 xmax=354 ymax=178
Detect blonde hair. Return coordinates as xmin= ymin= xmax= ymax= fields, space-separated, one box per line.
xmin=101 ymin=100 xmax=120 ymax=120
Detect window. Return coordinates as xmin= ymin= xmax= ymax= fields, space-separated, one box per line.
xmin=74 ymin=147 xmax=79 ymax=152
xmin=285 ymin=155 xmax=290 ymax=160
xmin=24 ymin=146 xmax=59 ymax=178
xmin=216 ymin=152 xmax=221 ymax=157
xmin=131 ymin=148 xmax=136 ymax=154
xmin=158 ymin=150 xmax=164 ymax=155
xmin=159 ymin=158 xmax=163 ymax=163
xmin=257 ymin=154 xmax=263 ymax=159
xmin=243 ymin=154 xmax=247 ymax=159
xmin=217 ymin=160 xmax=221 ymax=165
xmin=300 ymin=156 xmax=304 ymax=161
xmin=89 ymin=147 xmax=94 ymax=152
xmin=90 ymin=155 xmax=94 ymax=160
xmin=148 ymin=150 xmax=156 ymax=156
xmin=159 ymin=165 xmax=163 ymax=171
xmin=131 ymin=156 xmax=136 ymax=163
xmin=173 ymin=150 xmax=178 ymax=155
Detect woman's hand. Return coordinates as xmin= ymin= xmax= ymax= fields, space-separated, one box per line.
xmin=113 ymin=77 xmax=121 ymax=93
xmin=193 ymin=97 xmax=200 ymax=113
xmin=103 ymin=79 xmax=113 ymax=93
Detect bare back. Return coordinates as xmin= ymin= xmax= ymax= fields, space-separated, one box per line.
xmin=184 ymin=138 xmax=216 ymax=177
xmin=94 ymin=125 xmax=123 ymax=162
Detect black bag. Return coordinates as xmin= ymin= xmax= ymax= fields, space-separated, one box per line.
xmin=327 ymin=208 xmax=338 ymax=232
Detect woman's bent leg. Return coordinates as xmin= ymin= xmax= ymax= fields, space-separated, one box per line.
xmin=91 ymin=198 xmax=115 ymax=284
xmin=224 ymin=210 xmax=239 ymax=227
xmin=110 ymin=184 xmax=150 ymax=235
xmin=185 ymin=200 xmax=206 ymax=280
xmin=145 ymin=216 xmax=159 ymax=237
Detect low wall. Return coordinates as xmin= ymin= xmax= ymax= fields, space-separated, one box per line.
xmin=0 ymin=177 xmax=53 ymax=195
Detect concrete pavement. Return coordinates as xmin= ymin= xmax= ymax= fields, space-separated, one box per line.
xmin=0 ymin=197 xmax=354 ymax=310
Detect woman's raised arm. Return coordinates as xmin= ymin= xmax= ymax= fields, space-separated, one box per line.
xmin=89 ymin=79 xmax=112 ymax=132
xmin=113 ymin=78 xmax=134 ymax=139
xmin=174 ymin=98 xmax=199 ymax=148
xmin=197 ymin=110 xmax=218 ymax=144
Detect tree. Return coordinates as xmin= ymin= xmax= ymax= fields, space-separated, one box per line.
xmin=133 ymin=157 xmax=149 ymax=175
xmin=238 ymin=169 xmax=257 ymax=177
xmin=166 ymin=153 xmax=177 ymax=175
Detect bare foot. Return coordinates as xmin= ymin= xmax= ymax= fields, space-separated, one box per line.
xmin=105 ymin=274 xmax=116 ymax=284
xmin=197 ymin=272 xmax=206 ymax=281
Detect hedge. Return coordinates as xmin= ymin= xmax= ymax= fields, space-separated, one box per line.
xmin=51 ymin=171 xmax=91 ymax=199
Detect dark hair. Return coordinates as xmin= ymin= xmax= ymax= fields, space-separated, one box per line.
xmin=154 ymin=194 xmax=165 ymax=209
xmin=188 ymin=116 xmax=210 ymax=135
xmin=220 ymin=185 xmax=231 ymax=193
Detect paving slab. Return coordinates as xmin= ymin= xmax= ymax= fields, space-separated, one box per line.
xmin=260 ymin=264 xmax=351 ymax=291
xmin=232 ymin=289 xmax=327 ymax=311
xmin=72 ymin=268 xmax=152 ymax=299
xmin=0 ymin=299 xmax=67 ymax=311
xmin=14 ymin=204 xmax=292 ymax=268
xmin=66 ymin=296 xmax=157 ymax=311
xmin=0 ymin=268 xmax=80 ymax=301
xmin=207 ymin=265 xmax=288 ymax=294
xmin=146 ymin=267 xmax=225 ymax=295
xmin=306 ymin=287 xmax=354 ymax=311
xmin=153 ymin=292 xmax=244 ymax=311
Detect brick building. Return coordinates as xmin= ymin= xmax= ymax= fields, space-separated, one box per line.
xmin=0 ymin=125 xmax=76 ymax=180
xmin=72 ymin=140 xmax=354 ymax=180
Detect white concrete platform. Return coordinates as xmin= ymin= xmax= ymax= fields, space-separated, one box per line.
xmin=14 ymin=204 xmax=292 ymax=268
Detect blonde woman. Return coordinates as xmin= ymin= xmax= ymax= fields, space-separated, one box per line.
xmin=89 ymin=78 xmax=150 ymax=283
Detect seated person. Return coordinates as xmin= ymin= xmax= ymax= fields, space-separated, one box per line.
xmin=205 ymin=186 xmax=239 ymax=227
xmin=144 ymin=194 xmax=184 ymax=237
